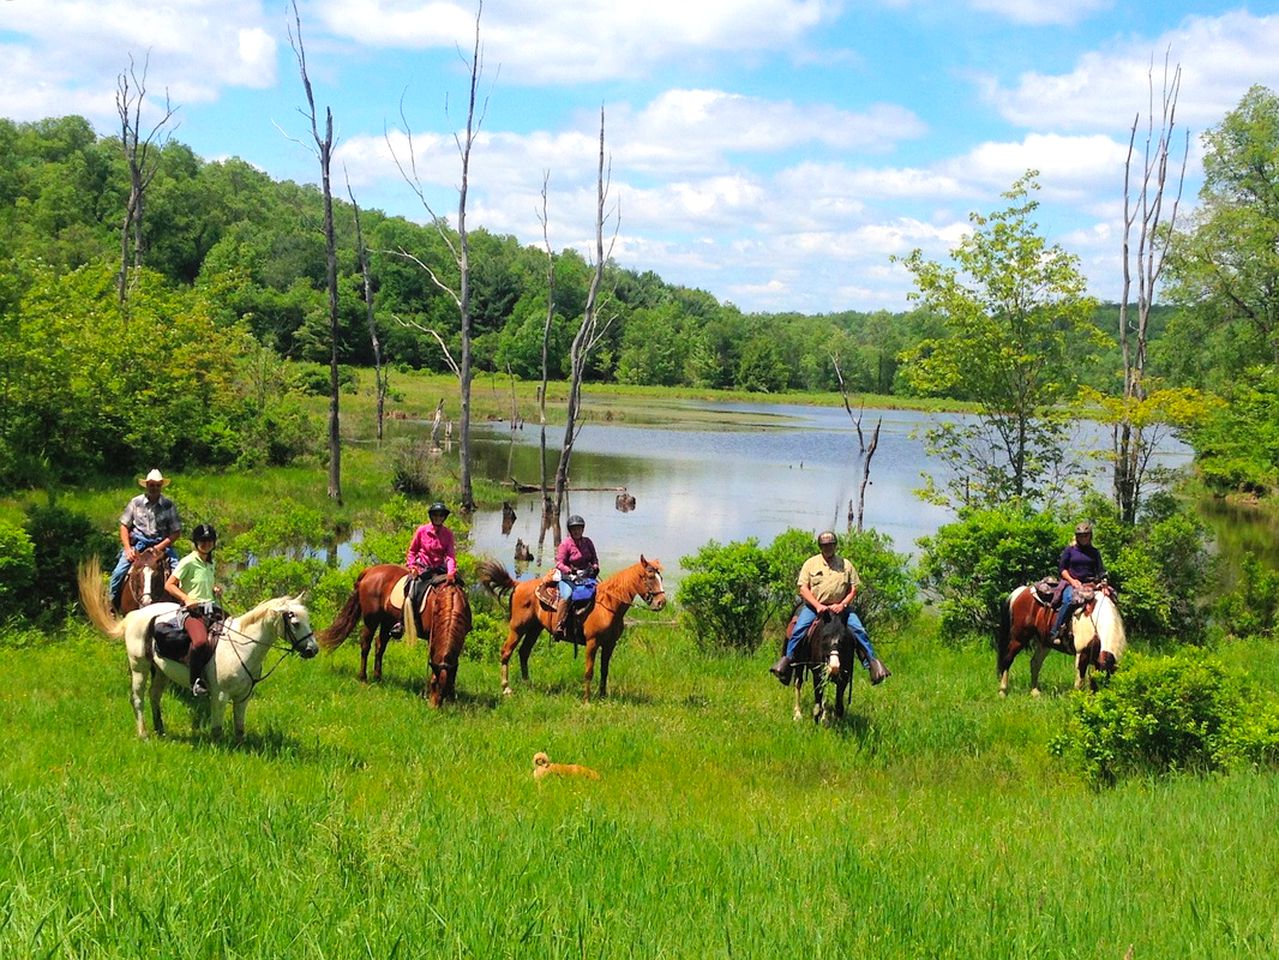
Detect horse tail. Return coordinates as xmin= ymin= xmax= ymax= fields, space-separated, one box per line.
xmin=318 ymin=580 xmax=362 ymax=652
xmin=77 ymin=557 xmax=126 ymax=640
xmin=476 ymin=558 xmax=516 ymax=602
xmin=995 ymin=588 xmax=1014 ymax=676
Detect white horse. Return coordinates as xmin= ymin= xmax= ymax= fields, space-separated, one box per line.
xmin=80 ymin=561 xmax=318 ymax=739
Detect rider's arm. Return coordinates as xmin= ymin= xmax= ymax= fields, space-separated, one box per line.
xmin=405 ymin=526 xmax=424 ymax=572
xmin=799 ymin=583 xmax=825 ymax=612
xmin=555 ymin=539 xmax=573 ymax=575
xmin=443 ymin=528 xmax=457 ymax=577
xmin=120 ymin=523 xmax=136 ymax=561
xmin=164 ymin=569 xmax=193 ymax=606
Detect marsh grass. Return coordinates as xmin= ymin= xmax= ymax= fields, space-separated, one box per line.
xmin=3 ymin=614 xmax=1277 ymax=959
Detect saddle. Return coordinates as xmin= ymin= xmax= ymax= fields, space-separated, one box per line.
xmin=144 ymin=606 xmax=226 ymax=663
xmin=406 ymin=571 xmax=460 ymax=636
xmin=1030 ymin=578 xmax=1060 ymax=607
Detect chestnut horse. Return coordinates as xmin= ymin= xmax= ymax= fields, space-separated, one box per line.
xmin=118 ymin=545 xmax=174 ymax=614
xmin=317 ymin=564 xmax=409 ymax=682
xmin=477 ymin=556 xmax=666 ymax=702
xmin=403 ymin=579 xmax=472 ymax=707
xmin=996 ymin=583 xmax=1126 ymax=697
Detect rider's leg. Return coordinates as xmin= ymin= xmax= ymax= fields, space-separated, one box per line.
xmin=771 ymin=606 xmax=816 ymax=683
xmin=108 ymin=549 xmax=133 ymax=608
xmin=845 ymin=611 xmax=890 ymax=684
xmin=1051 ymin=584 xmax=1075 ymax=639
xmin=553 ymin=580 xmax=572 ymax=638
xmin=186 ymin=615 xmax=211 ymax=696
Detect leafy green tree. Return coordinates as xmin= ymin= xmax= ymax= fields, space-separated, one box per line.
xmin=898 ymin=173 xmax=1103 ymax=508
xmin=1186 ymin=364 xmax=1279 ymax=496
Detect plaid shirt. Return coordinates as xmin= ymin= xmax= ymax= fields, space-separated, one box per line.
xmin=119 ymin=494 xmax=181 ymax=541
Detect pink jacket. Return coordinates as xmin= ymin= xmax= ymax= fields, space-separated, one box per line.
xmin=556 ymin=535 xmax=598 ymax=577
xmin=405 ymin=523 xmax=456 ymax=575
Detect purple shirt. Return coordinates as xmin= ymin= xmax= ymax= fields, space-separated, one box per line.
xmin=556 ymin=535 xmax=599 ymax=577
xmin=1059 ymin=543 xmax=1105 ymax=582
xmin=406 ymin=523 xmax=456 ymax=575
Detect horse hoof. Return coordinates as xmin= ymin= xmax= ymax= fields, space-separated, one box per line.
xmin=502 ymin=687 xmax=513 ymax=697
xmin=1031 ymin=688 xmax=1041 ymax=698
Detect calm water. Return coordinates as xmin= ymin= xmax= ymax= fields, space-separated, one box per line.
xmin=465 ymin=401 xmax=1193 ymax=584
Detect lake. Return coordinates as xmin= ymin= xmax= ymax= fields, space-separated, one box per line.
xmin=464 ymin=400 xmax=1193 ymax=583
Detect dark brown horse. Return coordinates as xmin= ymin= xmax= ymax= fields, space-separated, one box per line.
xmin=404 ymin=578 xmax=472 ymax=707
xmin=477 ymin=556 xmax=666 ymax=702
xmin=782 ymin=612 xmax=857 ymax=724
xmin=317 ymin=563 xmax=409 ymax=682
xmin=117 ymin=545 xmax=174 ymax=614
xmin=996 ymin=583 xmax=1126 ymax=697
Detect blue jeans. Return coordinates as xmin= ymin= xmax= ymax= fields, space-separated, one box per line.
xmin=786 ymin=606 xmax=878 ymax=664
xmin=1052 ymin=584 xmax=1075 ymax=635
xmin=109 ymin=534 xmax=179 ymax=603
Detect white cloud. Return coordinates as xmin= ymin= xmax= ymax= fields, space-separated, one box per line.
xmin=966 ymin=0 xmax=1111 ymax=27
xmin=943 ymin=133 xmax=1130 ymax=196
xmin=987 ymin=11 xmax=1279 ymax=132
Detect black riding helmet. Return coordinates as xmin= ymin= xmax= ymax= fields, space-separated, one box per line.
xmin=567 ymin=514 xmax=586 ymax=530
xmin=192 ymin=523 xmax=218 ymax=544
xmin=428 ymin=501 xmax=450 ymax=519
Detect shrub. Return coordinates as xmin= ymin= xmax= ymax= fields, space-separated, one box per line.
xmin=677 ymin=538 xmax=781 ymax=654
xmin=1050 ymin=652 xmax=1279 ymax=786
xmin=0 ymin=520 xmax=36 ymax=619
xmin=1214 ymin=553 xmax=1279 ymax=641
xmin=917 ymin=506 xmax=1063 ymax=643
xmin=390 ymin=438 xmax=436 ymax=496
xmin=23 ymin=502 xmax=117 ymax=619
xmin=464 ymin=610 xmax=508 ymax=663
xmin=295 ymin=364 xmax=360 ymax=396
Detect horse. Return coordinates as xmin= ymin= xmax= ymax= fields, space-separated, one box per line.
xmin=317 ymin=563 xmax=410 ymax=682
xmin=477 ymin=555 xmax=666 ymax=702
xmin=783 ymin=612 xmax=858 ymax=724
xmin=996 ymin=582 xmax=1126 ymax=697
xmin=118 ymin=545 xmax=175 ymax=614
xmin=78 ymin=559 xmax=318 ymax=739
xmin=402 ymin=577 xmax=472 ymax=707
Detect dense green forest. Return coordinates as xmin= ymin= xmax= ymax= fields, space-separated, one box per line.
xmin=1 ymin=90 xmax=1278 ymax=495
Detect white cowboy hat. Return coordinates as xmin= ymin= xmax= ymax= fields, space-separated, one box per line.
xmin=138 ymin=468 xmax=171 ymax=488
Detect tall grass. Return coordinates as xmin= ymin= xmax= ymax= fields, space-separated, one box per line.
xmin=2 ymin=615 xmax=1277 ymax=958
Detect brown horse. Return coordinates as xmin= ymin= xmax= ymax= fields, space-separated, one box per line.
xmin=118 ymin=545 xmax=174 ymax=614
xmin=996 ymin=583 xmax=1126 ymax=697
xmin=404 ymin=578 xmax=472 ymax=707
xmin=317 ymin=563 xmax=409 ymax=682
xmin=477 ymin=556 xmax=666 ymax=702
xmin=785 ymin=612 xmax=857 ymax=725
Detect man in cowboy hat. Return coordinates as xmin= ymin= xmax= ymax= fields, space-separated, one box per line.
xmin=109 ymin=468 xmax=182 ymax=609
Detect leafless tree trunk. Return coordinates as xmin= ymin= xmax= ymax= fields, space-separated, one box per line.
xmin=831 ymin=353 xmax=865 ymax=453
xmin=553 ymin=106 xmax=618 ymax=518
xmin=347 ymin=177 xmax=388 ymax=442
xmin=289 ymin=0 xmax=342 ymax=504
xmin=1114 ymin=53 xmax=1187 ymax=523
xmin=854 ymin=420 xmax=882 ymax=533
xmin=115 ymin=52 xmax=178 ymax=305
xmin=385 ymin=2 xmax=489 ymax=511
xmin=536 ymin=172 xmax=556 ymax=517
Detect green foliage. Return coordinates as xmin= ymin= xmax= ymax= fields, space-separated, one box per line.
xmin=464 ymin=610 xmax=507 ymax=664
xmin=1188 ymin=364 xmax=1279 ymax=496
xmin=295 ymin=363 xmax=360 ymax=397
xmin=917 ymin=506 xmax=1064 ymax=642
xmin=677 ymin=538 xmax=781 ymax=653
xmin=0 ymin=519 xmax=36 ymax=619
xmin=22 ymin=501 xmax=116 ymax=620
xmin=1050 ymin=652 xmax=1279 ymax=786
xmin=1215 ymin=553 xmax=1279 ymax=641
xmin=389 ymin=437 xmax=436 ymax=496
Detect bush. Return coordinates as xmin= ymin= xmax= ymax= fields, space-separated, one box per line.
xmin=390 ymin=438 xmax=436 ymax=496
xmin=677 ymin=538 xmax=781 ymax=654
xmin=917 ymin=506 xmax=1063 ymax=643
xmin=1050 ymin=652 xmax=1279 ymax=786
xmin=0 ymin=520 xmax=36 ymax=619
xmin=295 ymin=364 xmax=360 ymax=396
xmin=23 ymin=502 xmax=116 ymax=620
xmin=1214 ymin=553 xmax=1279 ymax=641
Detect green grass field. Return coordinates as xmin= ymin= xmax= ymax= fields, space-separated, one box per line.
xmin=3 ymin=613 xmax=1277 ymax=959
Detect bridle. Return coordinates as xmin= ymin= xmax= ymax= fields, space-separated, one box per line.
xmin=221 ymin=606 xmax=316 ymax=703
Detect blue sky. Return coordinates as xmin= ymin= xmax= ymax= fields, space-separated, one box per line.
xmin=2 ymin=1 xmax=1278 ymax=313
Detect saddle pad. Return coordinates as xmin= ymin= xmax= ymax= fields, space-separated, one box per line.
xmin=390 ymin=576 xmax=409 ymax=609
xmin=535 ymin=580 xmax=560 ymax=611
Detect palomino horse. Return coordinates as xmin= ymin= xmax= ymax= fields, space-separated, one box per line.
xmin=317 ymin=564 xmax=409 ymax=682
xmin=786 ymin=612 xmax=857 ymax=725
xmin=996 ymin=582 xmax=1126 ymax=697
xmin=402 ymin=578 xmax=472 ymax=707
xmin=118 ymin=545 xmax=174 ymax=614
xmin=78 ymin=560 xmax=318 ymax=739
xmin=477 ymin=556 xmax=666 ymax=702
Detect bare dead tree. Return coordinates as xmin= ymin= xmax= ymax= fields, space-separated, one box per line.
xmin=346 ymin=174 xmax=389 ymax=442
xmin=536 ymin=172 xmax=556 ymax=516
xmin=831 ymin=353 xmax=866 ymax=453
xmin=385 ymin=1 xmax=491 ymax=510
xmin=854 ymin=419 xmax=882 ymax=533
xmin=553 ymin=105 xmax=619 ymax=518
xmin=287 ymin=0 xmax=342 ymax=503
xmin=1114 ymin=52 xmax=1188 ymax=522
xmin=115 ymin=52 xmax=178 ymax=304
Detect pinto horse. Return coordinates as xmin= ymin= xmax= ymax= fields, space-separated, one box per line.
xmin=785 ymin=612 xmax=857 ymax=724
xmin=477 ymin=556 xmax=666 ymax=702
xmin=996 ymin=582 xmax=1126 ymax=697
xmin=402 ymin=578 xmax=472 ymax=707
xmin=317 ymin=564 xmax=409 ymax=682
xmin=118 ymin=545 xmax=174 ymax=614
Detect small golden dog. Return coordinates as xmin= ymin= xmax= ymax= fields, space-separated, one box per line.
xmin=532 ymin=751 xmax=601 ymax=780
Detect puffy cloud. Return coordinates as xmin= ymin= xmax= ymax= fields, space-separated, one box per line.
xmin=966 ymin=0 xmax=1111 ymax=27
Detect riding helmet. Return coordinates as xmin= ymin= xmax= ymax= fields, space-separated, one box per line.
xmin=192 ymin=523 xmax=218 ymax=543
xmin=428 ymin=501 xmax=450 ymax=518
xmin=567 ymin=514 xmax=586 ymax=529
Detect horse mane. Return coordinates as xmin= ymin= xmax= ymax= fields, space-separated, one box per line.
xmin=237 ymin=595 xmax=297 ymax=629
xmin=1094 ymin=593 xmax=1127 ymax=659
xmin=597 ymin=557 xmax=661 ymax=605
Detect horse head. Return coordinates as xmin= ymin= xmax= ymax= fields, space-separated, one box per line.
xmin=636 ymin=555 xmax=666 ymax=611
xmin=278 ymin=598 xmax=319 ymax=659
xmin=810 ymin=613 xmax=848 ymax=681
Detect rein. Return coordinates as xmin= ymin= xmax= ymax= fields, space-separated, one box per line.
xmin=219 ymin=611 xmax=314 ymax=704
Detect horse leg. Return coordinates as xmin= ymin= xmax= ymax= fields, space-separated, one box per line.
xmin=518 ymin=629 xmax=538 ymax=682
xmin=835 ymin=674 xmax=848 ymax=719
xmin=1075 ymin=651 xmax=1091 ymax=692
xmin=356 ymin=621 xmax=374 ymax=683
xmin=1029 ymin=643 xmax=1051 ymax=697
xmin=582 ymin=637 xmax=599 ymax=704
xmin=596 ymin=639 xmax=615 ymax=700
xmin=231 ymin=696 xmax=248 ymax=741
xmin=813 ymin=667 xmax=829 ymax=726
xmin=131 ymin=665 xmax=149 ymax=739
xmin=149 ymin=666 xmax=167 ymax=737
xmin=372 ymin=621 xmax=391 ymax=683
xmin=792 ymin=667 xmax=804 ymax=722
xmin=997 ymin=637 xmax=1023 ymax=698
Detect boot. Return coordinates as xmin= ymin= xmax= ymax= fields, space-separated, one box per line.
xmin=867 ymin=658 xmax=891 ymax=686
xmin=769 ymin=655 xmax=793 ymax=685
xmin=389 ymin=618 xmax=404 ymax=639
xmin=190 ymin=648 xmax=211 ymax=697
xmin=552 ymin=599 xmax=570 ymax=639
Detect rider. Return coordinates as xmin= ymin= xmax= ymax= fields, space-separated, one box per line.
xmin=770 ymin=530 xmax=889 ymax=686
xmin=1051 ymin=521 xmax=1107 ymax=643
xmin=550 ymin=515 xmax=599 ymax=639
xmin=163 ymin=523 xmax=223 ymax=697
xmin=109 ymin=468 xmax=182 ymax=610
xmin=396 ymin=501 xmax=457 ymax=638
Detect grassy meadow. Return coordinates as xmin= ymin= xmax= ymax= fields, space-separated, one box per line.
xmin=2 ymin=611 xmax=1277 ymax=959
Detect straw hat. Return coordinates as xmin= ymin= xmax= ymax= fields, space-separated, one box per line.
xmin=138 ymin=468 xmax=171 ymax=488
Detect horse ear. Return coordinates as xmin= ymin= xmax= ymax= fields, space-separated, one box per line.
xmin=292 ymin=590 xmax=307 ymax=606
xmin=639 ymin=554 xmax=647 ymax=566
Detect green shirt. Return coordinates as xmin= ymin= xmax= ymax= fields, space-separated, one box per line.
xmin=173 ymin=551 xmax=216 ymax=602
